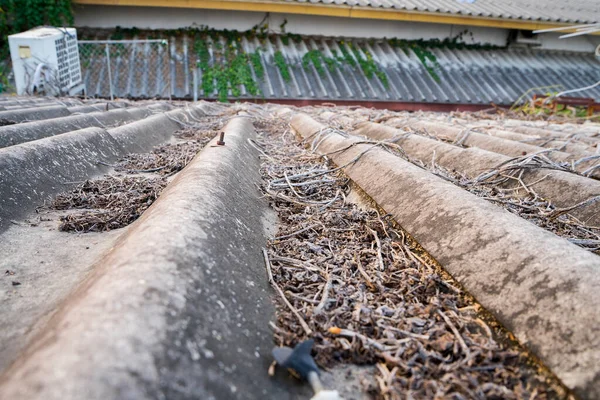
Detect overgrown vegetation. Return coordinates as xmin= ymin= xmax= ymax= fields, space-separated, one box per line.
xmin=348 ymin=42 xmax=389 ymax=88
xmin=511 ymin=101 xmax=600 ymax=120
xmin=0 ymin=0 xmax=74 ymax=92
xmin=191 ymin=28 xmax=265 ymax=102
xmin=88 ymin=20 xmax=504 ymax=101
xmin=302 ymin=49 xmax=339 ymax=77
xmin=506 ymin=86 xmax=600 ymax=121
xmin=388 ymin=31 xmax=503 ymax=82
xmin=274 ymin=50 xmax=290 ymax=82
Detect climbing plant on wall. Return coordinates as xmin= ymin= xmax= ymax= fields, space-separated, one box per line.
xmin=104 ymin=21 xmax=504 ymax=102
xmin=387 ymin=31 xmax=501 ymax=82
xmin=192 ymin=29 xmax=265 ymax=102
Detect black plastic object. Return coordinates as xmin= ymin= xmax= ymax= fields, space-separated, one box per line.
xmin=272 ymin=339 xmax=320 ymax=380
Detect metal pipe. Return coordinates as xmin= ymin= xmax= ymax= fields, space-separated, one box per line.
xmin=193 ymin=68 xmax=198 ymax=102
xmin=105 ymin=44 xmax=114 ymax=101
xmin=79 ymin=39 xmax=167 ymax=44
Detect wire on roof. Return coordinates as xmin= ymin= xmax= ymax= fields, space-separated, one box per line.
xmin=533 ymin=23 xmax=600 ymax=39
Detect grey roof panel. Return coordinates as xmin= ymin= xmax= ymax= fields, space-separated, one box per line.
xmin=80 ymin=35 xmax=600 ymax=105
xmin=269 ymin=0 xmax=600 ymax=23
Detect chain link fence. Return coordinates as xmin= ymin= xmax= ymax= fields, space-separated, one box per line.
xmin=78 ymin=40 xmax=171 ymax=100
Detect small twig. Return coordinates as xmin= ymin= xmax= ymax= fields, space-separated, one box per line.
xmin=121 ymin=165 xmax=169 ymax=174
xmin=354 ymin=253 xmax=377 ymax=291
xmin=313 ymin=276 xmax=332 ymax=315
xmin=262 ymin=248 xmax=274 ymax=284
xmin=274 ymin=282 xmax=313 ymax=336
xmin=368 ymin=227 xmax=385 ymax=271
xmin=273 ymin=223 xmax=320 ymax=240
xmin=96 ymin=160 xmax=117 ymax=167
xmin=329 ymin=327 xmax=388 ymax=351
xmin=546 ymin=195 xmax=600 ymax=219
xmin=438 ymin=310 xmax=470 ymax=358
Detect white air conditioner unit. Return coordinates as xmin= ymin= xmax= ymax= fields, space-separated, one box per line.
xmin=8 ymin=27 xmax=84 ymax=96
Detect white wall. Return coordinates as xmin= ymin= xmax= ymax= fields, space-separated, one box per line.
xmin=538 ymin=32 xmax=600 ymax=53
xmin=73 ymin=5 xmax=509 ymax=46
xmin=74 ymin=5 xmax=600 ymax=52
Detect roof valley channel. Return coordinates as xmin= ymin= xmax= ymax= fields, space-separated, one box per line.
xmin=0 ymin=117 xmax=311 ymax=400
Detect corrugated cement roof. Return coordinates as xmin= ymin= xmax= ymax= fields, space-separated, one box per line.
xmin=277 ymin=0 xmax=599 ymax=24
xmin=80 ymin=35 xmax=600 ymax=105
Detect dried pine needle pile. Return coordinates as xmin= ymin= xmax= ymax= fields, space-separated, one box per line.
xmin=115 ymin=129 xmax=215 ymax=176
xmin=252 ymin=113 xmax=569 ymax=400
xmin=50 ymin=128 xmax=217 ymax=233
xmin=52 ymin=176 xmax=166 ymax=232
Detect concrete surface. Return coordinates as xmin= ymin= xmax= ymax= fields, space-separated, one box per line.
xmin=0 ymin=105 xmax=71 ymax=123
xmin=0 ymin=127 xmax=123 ymax=234
xmin=292 ymin=113 xmax=600 ymax=399
xmin=0 ymin=102 xmax=60 ymax=111
xmin=392 ymin=119 xmax=576 ymax=160
xmin=354 ymin=121 xmax=600 ymax=226
xmin=478 ymin=127 xmax=594 ymax=157
xmin=0 ymin=118 xmax=310 ymax=400
xmin=513 ymin=124 xmax=599 ymax=141
xmin=126 ymin=102 xmax=175 ymax=118
xmin=0 ymin=99 xmax=83 ymax=110
xmin=436 ymin=116 xmax=600 ymax=146
xmin=107 ymin=106 xmax=204 ymax=152
xmin=0 ymin=103 xmax=174 ymax=148
xmin=388 ymin=119 xmax=600 ymax=176
xmin=0 ymin=97 xmax=58 ymax=106
xmin=0 ymin=212 xmax=124 ymax=373
xmin=68 ymin=104 xmax=111 ymax=114
xmin=0 ymin=101 xmax=126 ymax=124
xmin=0 ymin=108 xmax=132 ymax=148
xmin=497 ymin=122 xmax=600 ymax=143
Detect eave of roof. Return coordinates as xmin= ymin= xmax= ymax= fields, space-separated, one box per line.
xmin=73 ymin=0 xmax=600 ymax=34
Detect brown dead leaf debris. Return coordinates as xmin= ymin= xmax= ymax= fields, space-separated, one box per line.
xmin=247 ymin=109 xmax=571 ymax=400
xmin=49 ymin=128 xmax=217 ymax=232
xmin=52 ymin=176 xmax=166 ymax=232
xmin=115 ymin=129 xmax=215 ymax=175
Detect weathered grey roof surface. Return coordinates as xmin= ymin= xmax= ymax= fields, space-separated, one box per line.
xmin=80 ymin=35 xmax=600 ymax=105
xmin=279 ymin=0 xmax=600 ymax=24
xmin=1 ymin=94 xmax=600 ymax=399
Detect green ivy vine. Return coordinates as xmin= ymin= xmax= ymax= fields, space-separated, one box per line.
xmin=98 ymin=20 xmax=505 ymax=101
xmin=196 ymin=38 xmax=264 ymax=102
xmin=302 ymin=50 xmax=325 ymax=76
xmin=274 ymin=51 xmax=291 ymax=82
xmin=387 ymin=32 xmax=503 ymax=81
xmin=347 ymin=43 xmax=389 ymax=88
xmin=302 ymin=49 xmax=339 ymax=77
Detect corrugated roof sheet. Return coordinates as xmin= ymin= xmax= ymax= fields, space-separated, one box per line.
xmin=80 ymin=35 xmax=600 ymax=105
xmin=278 ymin=0 xmax=600 ymax=24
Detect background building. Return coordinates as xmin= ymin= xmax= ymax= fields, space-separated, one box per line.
xmin=71 ymin=0 xmax=600 ymax=109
